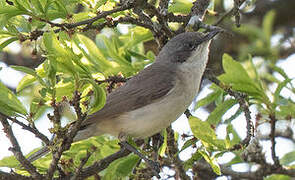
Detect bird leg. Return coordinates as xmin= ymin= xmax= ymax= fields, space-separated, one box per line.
xmin=118 ymin=134 xmax=160 ymax=178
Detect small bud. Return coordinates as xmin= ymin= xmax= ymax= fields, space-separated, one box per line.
xmin=62 ymin=96 xmax=67 ymax=102
xmin=6 ymin=0 xmax=13 ymax=5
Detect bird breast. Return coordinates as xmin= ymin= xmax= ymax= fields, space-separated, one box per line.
xmin=115 ymin=60 xmax=206 ymax=138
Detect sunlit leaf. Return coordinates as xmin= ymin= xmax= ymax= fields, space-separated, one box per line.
xmin=262 ymin=10 xmax=276 ymax=46
xmin=183 ymin=151 xmax=202 ymax=170
xmin=31 ymin=0 xmax=44 ymax=14
xmin=104 ymin=155 xmax=140 ymax=180
xmin=0 ymin=81 xmax=27 ymax=116
xmin=218 ymin=54 xmax=266 ymax=101
xmin=180 ymin=138 xmax=197 ymax=153
xmin=198 ymin=149 xmax=221 ymax=175
xmin=188 ymin=116 xmax=225 ymax=149
xmin=0 ymin=37 xmax=18 ymax=51
xmin=73 ymin=34 xmax=114 ymax=73
xmin=11 ymin=65 xmax=37 ymax=76
xmin=168 ymin=0 xmax=192 ymax=14
xmin=207 ymin=99 xmax=237 ymax=125
xmin=30 ymin=98 xmax=47 ymax=120
xmin=55 ymin=80 xmax=75 ymax=102
xmin=158 ymin=129 xmax=167 ymax=157
xmin=226 ymin=124 xmax=241 ymax=146
xmin=265 ymin=174 xmax=291 ymax=180
xmin=274 ymin=79 xmax=291 ymax=106
xmin=16 ymin=74 xmax=36 ymax=93
xmin=280 ymin=151 xmax=295 ymax=165
xmin=195 ymin=88 xmax=223 ymax=110
xmin=79 ymin=78 xmax=106 ymax=114
xmin=0 ymin=155 xmax=19 ymax=168
xmin=11 ymin=65 xmax=47 ymax=88
xmin=43 ymin=32 xmax=76 ymax=75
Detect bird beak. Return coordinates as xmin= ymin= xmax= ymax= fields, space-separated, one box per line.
xmin=201 ymin=29 xmax=221 ymax=43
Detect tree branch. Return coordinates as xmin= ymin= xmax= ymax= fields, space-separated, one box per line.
xmin=269 ymin=114 xmax=281 ymax=167
xmin=77 ymin=147 xmax=131 ymax=179
xmin=207 ymin=76 xmax=253 ymax=150
xmin=166 ymin=126 xmax=190 ymax=180
xmin=0 ymin=170 xmax=33 ymax=180
xmin=0 ymin=116 xmax=43 ymax=179
xmin=0 ymin=112 xmax=50 ymax=146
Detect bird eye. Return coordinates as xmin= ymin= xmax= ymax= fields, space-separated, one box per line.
xmin=186 ymin=42 xmax=195 ymax=50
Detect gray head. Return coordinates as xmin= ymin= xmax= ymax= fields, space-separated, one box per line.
xmin=156 ymin=30 xmax=220 ymax=65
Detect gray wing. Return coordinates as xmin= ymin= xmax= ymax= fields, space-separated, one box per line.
xmin=81 ymin=62 xmax=176 ymax=127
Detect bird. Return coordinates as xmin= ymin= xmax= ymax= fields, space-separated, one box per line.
xmin=28 ymin=30 xmax=220 ymax=172
xmin=74 ymin=30 xmax=220 ymax=141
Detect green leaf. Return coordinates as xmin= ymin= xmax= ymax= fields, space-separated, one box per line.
xmin=11 ymin=65 xmax=47 ymax=87
xmin=31 ymin=0 xmax=45 ymax=13
xmin=16 ymin=75 xmax=36 ymax=93
xmin=43 ymin=32 xmax=76 ymax=75
xmin=265 ymin=175 xmax=291 ymax=180
xmin=218 ymin=54 xmax=266 ymax=100
xmin=180 ymin=138 xmax=197 ymax=153
xmin=122 ymin=27 xmax=153 ymax=49
xmin=207 ymin=99 xmax=237 ymax=125
xmin=280 ymin=151 xmax=295 ymax=165
xmin=219 ymin=54 xmax=255 ymax=85
xmin=30 ymin=98 xmax=47 ymax=120
xmin=183 ymin=151 xmax=202 ymax=170
xmin=270 ymin=64 xmax=290 ymax=80
xmin=274 ymin=79 xmax=291 ymax=106
xmin=188 ymin=116 xmax=225 ymax=149
xmin=226 ymin=124 xmax=241 ymax=147
xmin=94 ymin=0 xmax=108 ymax=9
xmin=14 ymin=0 xmax=29 ymax=12
xmin=0 ymin=155 xmax=19 ymax=168
xmin=223 ymin=107 xmax=243 ymax=123
xmin=79 ymin=78 xmax=106 ymax=114
xmin=0 ymin=6 xmax=26 ymax=16
xmin=262 ymin=10 xmax=276 ymax=45
xmin=55 ymin=80 xmax=75 ymax=102
xmin=198 ymin=149 xmax=221 ymax=175
xmin=277 ymin=100 xmax=295 ymax=118
xmin=102 ymin=36 xmax=131 ymax=68
xmin=0 ymin=37 xmax=18 ymax=51
xmin=158 ymin=129 xmax=167 ymax=157
xmin=195 ymin=88 xmax=223 ymax=110
xmin=73 ymin=34 xmax=114 ymax=73
xmin=104 ymin=155 xmax=140 ymax=180
xmin=11 ymin=65 xmax=37 ymax=76
xmin=0 ymin=81 xmax=27 ymax=116
xmin=168 ymin=0 xmax=192 ymax=14
xmin=53 ymin=1 xmax=68 ymax=17
xmin=226 ymin=154 xmax=243 ymax=166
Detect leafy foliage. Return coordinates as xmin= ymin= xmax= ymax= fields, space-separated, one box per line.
xmin=0 ymin=0 xmax=294 ymax=179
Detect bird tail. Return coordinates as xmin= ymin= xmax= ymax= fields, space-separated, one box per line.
xmin=27 ymin=146 xmax=50 ymax=162
xmin=27 ymin=123 xmax=101 ymax=162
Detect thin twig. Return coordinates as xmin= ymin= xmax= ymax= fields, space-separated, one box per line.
xmin=166 ymin=126 xmax=190 ymax=180
xmin=213 ymin=0 xmax=247 ymax=26
xmin=0 ymin=116 xmax=43 ymax=179
xmin=208 ymin=76 xmax=253 ymax=150
xmin=145 ymin=2 xmax=174 ymax=38
xmin=77 ymin=148 xmax=131 ymax=179
xmin=72 ymin=148 xmax=95 ymax=180
xmin=194 ymin=159 xmax=295 ymax=179
xmin=47 ymin=91 xmax=87 ymax=179
xmin=0 ymin=112 xmax=50 ymax=145
xmin=24 ymin=3 xmax=134 ymax=41
xmin=269 ymin=114 xmax=281 ymax=167
xmin=0 ymin=170 xmax=33 ymax=180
